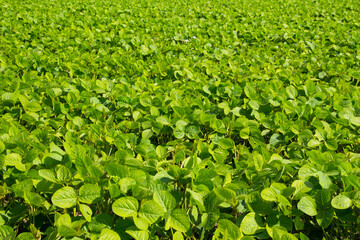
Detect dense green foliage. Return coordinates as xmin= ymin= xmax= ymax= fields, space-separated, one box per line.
xmin=1 ymin=0 xmax=360 ymax=239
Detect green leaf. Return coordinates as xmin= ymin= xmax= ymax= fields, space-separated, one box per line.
xmin=56 ymin=165 xmax=72 ymax=182
xmin=112 ymin=197 xmax=139 ymax=218
xmin=253 ymin=152 xmax=264 ymax=171
xmin=298 ymin=164 xmax=318 ymax=180
xmin=240 ymin=127 xmax=250 ymax=139
xmin=173 ymin=231 xmax=184 ymax=240
xmin=266 ymin=215 xmax=292 ymax=234
xmin=156 ymin=146 xmax=168 ymax=159
xmin=244 ymin=84 xmax=257 ymax=99
xmin=318 ymin=172 xmax=331 ymax=189
xmin=231 ymin=107 xmax=242 ymax=116
xmin=5 ymin=153 xmax=22 ymax=166
xmin=15 ymin=232 xmax=36 ymax=240
xmin=211 ymin=119 xmax=226 ymax=133
xmin=12 ymin=179 xmax=33 ymax=197
xmin=292 ymin=180 xmax=313 ymax=198
xmin=187 ymin=189 xmax=205 ymax=212
xmin=26 ymin=101 xmax=42 ymax=112
xmin=174 ymin=125 xmax=185 ymax=139
xmin=142 ymin=129 xmax=153 ymax=140
xmin=217 ymin=219 xmax=240 ymax=240
xmin=307 ymin=139 xmax=321 ymax=148
xmin=201 ymin=210 xmax=220 ymax=230
xmin=331 ymin=195 xmax=353 ymax=209
xmin=88 ymin=214 xmax=112 ymax=232
xmin=38 ymin=169 xmax=57 ymax=183
xmin=0 ymin=225 xmax=16 ymax=239
xmin=58 ymin=225 xmax=76 ymax=237
xmin=316 ymin=208 xmax=334 ymax=228
xmin=211 ymin=148 xmax=229 ymax=163
xmin=139 ymin=96 xmax=152 ymax=107
xmin=214 ymin=187 xmax=236 ymax=201
xmin=185 ymin=125 xmax=200 ymax=139
xmin=79 ymin=184 xmax=102 ymax=204
xmin=218 ymin=138 xmax=235 ymax=150
xmin=79 ymin=204 xmax=92 ymax=222
xmin=294 ymin=216 xmax=304 ymax=231
xmin=150 ymin=106 xmax=160 ymax=116
xmin=354 ymin=191 xmax=360 ymax=208
xmin=318 ymin=71 xmax=326 ymax=79
xmin=126 ymin=227 xmax=149 ymax=240
xmin=156 ymin=116 xmax=170 ymax=125
xmin=261 ymin=188 xmax=278 ymax=202
xmin=73 ymin=116 xmax=84 ymax=128
xmin=0 ymin=155 xmax=3 ymax=170
xmin=52 ymin=187 xmax=77 ymax=208
xmin=286 ymin=86 xmax=298 ymax=99
xmin=25 ymin=192 xmax=46 ymax=207
xmin=55 ymin=213 xmax=71 ymax=227
xmin=132 ymin=111 xmax=142 ymax=121
xmin=139 ymin=200 xmax=165 ymax=224
xmin=99 ymin=229 xmax=121 ymax=240
xmin=316 ymin=190 xmax=331 ymax=209
xmin=269 ymin=133 xmax=282 ymax=146
xmin=0 ymin=141 xmax=5 ymax=154
xmin=273 ymin=228 xmax=297 ymax=240
xmin=276 ymin=194 xmax=292 ymax=207
xmin=249 ymin=100 xmax=260 ymax=110
xmin=153 ymin=190 xmax=176 ymax=212
xmin=299 ymin=233 xmax=310 ymax=240
xmin=348 ymin=175 xmax=360 ymax=189
xmin=350 ymin=117 xmax=360 ymax=126
xmin=133 ymin=217 xmax=149 ymax=230
xmin=240 ymin=212 xmax=264 ymax=235
xmin=297 ymin=196 xmax=317 ymax=216
xmin=106 ymin=163 xmax=127 ymax=178
xmin=246 ymin=192 xmax=274 ymax=215
xmin=166 ymin=209 xmax=190 ymax=233
xmin=324 ymin=139 xmax=338 ymax=150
